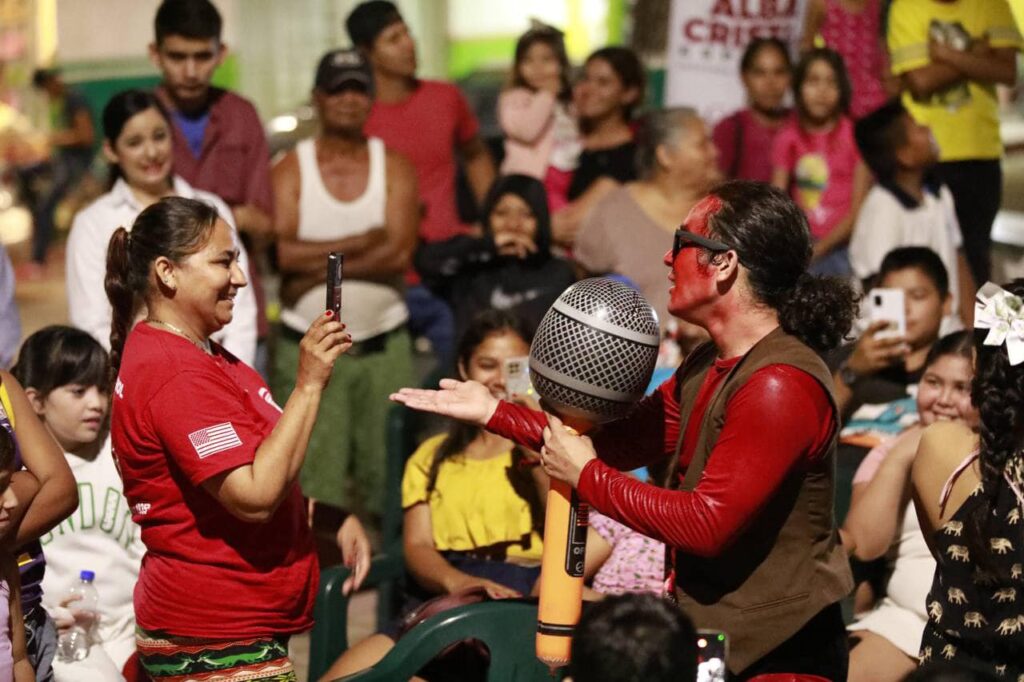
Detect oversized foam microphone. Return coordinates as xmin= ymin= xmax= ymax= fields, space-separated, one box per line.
xmin=529 ymin=278 xmax=659 ymax=668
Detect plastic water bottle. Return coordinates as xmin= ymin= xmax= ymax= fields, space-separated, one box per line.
xmin=56 ymin=570 xmax=99 ymax=662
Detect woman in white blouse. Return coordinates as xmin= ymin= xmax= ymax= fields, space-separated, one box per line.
xmin=65 ymin=89 xmax=256 ymax=364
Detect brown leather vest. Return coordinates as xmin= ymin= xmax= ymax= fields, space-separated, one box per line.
xmin=668 ymin=327 xmax=853 ymax=674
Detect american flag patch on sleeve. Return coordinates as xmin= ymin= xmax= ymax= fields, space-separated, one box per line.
xmin=188 ymin=422 xmax=243 ymax=459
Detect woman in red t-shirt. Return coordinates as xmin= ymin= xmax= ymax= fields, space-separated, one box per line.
xmin=104 ymin=196 xmax=366 ymax=681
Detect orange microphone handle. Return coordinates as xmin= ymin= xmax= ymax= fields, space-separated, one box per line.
xmin=536 ymin=477 xmax=589 ymax=666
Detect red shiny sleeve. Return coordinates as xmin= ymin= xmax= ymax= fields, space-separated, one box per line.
xmin=486 ymin=373 xmax=682 ymax=470
xmin=576 ymin=365 xmax=835 ymax=557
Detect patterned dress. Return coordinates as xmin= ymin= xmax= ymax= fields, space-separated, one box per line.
xmin=820 ymin=0 xmax=888 ymax=119
xmin=919 ymin=452 xmax=1024 ymax=678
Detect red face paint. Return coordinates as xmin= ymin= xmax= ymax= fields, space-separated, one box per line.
xmin=684 ymin=194 xmax=724 ymax=239
xmin=664 ymin=193 xmax=726 ymax=321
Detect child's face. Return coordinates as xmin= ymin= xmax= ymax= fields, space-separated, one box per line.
xmin=0 ymin=470 xmax=18 ymax=539
xmin=917 ymin=354 xmax=976 ymax=427
xmin=459 ymin=331 xmax=531 ymax=400
xmin=799 ymin=59 xmax=840 ymax=124
xmin=896 ymin=113 xmax=939 ymax=170
xmin=879 ymin=267 xmax=950 ymax=351
xmin=519 ymin=41 xmax=563 ymax=93
xmin=490 ymin=192 xmax=538 ymax=244
xmin=742 ymin=46 xmax=790 ymax=113
xmin=38 ymin=384 xmax=109 ymax=452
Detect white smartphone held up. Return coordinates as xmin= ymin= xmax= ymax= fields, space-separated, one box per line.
xmin=867 ymin=287 xmax=906 ymax=340
xmin=503 ymin=356 xmax=533 ymax=401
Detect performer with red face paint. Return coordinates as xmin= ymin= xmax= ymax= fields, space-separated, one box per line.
xmin=393 ymin=180 xmax=858 ymax=680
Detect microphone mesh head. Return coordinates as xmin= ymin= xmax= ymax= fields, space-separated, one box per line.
xmin=529 ymin=278 xmax=660 ymax=424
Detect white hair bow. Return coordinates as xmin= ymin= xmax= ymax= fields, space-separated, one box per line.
xmin=975 ymin=282 xmax=1024 ymax=366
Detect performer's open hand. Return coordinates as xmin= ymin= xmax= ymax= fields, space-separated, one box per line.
xmin=390 ymin=378 xmax=499 ymax=427
xmin=540 ymin=414 xmax=597 ymax=488
xmin=296 ymin=311 xmax=352 ymax=391
xmin=336 ymin=514 xmax=371 ymax=596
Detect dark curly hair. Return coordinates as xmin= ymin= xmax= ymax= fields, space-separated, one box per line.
xmin=703 ymin=180 xmax=858 ymax=352
xmin=426 ymin=310 xmax=544 ymax=537
xmin=968 ymin=279 xmax=1024 ymax=574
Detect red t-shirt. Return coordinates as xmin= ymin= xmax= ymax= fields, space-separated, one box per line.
xmin=110 ymin=324 xmax=317 ymax=638
xmin=365 ymin=80 xmax=479 ymax=244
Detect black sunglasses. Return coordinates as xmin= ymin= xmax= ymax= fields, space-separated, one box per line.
xmin=672 ymin=228 xmax=732 ymax=259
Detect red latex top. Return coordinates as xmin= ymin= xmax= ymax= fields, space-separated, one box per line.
xmin=486 ymin=362 xmax=834 ymax=558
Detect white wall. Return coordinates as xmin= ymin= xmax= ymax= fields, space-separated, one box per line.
xmin=56 ymin=0 xmax=239 ymax=63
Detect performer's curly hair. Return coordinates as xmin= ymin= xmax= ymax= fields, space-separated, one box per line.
xmin=969 ymin=279 xmax=1024 ymax=575
xmin=704 ymin=180 xmax=858 ymax=352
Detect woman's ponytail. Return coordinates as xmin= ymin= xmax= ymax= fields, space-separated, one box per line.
xmin=105 ymin=227 xmax=135 ymax=388
xmin=101 ymin=196 xmax=219 ymax=389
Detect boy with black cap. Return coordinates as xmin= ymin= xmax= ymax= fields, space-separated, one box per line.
xmin=849 ymin=99 xmax=974 ymax=328
xmin=346 ymin=0 xmax=496 ymax=365
xmin=271 ymin=48 xmax=419 ymax=521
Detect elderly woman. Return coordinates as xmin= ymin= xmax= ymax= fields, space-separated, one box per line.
xmin=575 ymin=107 xmax=721 ymax=336
xmin=104 ymin=197 xmax=367 ymax=681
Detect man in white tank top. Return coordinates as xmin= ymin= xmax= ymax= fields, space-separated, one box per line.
xmin=270 ymin=48 xmax=419 ymax=519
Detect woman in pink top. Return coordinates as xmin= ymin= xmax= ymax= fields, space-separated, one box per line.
xmin=801 ymin=0 xmax=895 ymax=119
xmin=498 ymin=24 xmax=580 ymax=213
xmin=772 ymin=48 xmax=871 ymax=277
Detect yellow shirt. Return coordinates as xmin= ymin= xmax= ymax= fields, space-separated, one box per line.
xmin=401 ymin=434 xmax=543 ymax=562
xmin=888 ymin=0 xmax=1022 ymax=161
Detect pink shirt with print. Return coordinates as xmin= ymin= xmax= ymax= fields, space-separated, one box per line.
xmin=772 ymin=116 xmax=860 ymax=240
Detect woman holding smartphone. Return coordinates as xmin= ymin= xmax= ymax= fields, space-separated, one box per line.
xmin=105 ymin=197 xmax=368 ymax=681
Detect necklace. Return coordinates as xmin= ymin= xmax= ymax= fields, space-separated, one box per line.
xmin=146 ymin=318 xmax=212 ymax=355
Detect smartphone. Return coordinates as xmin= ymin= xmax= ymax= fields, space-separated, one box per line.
xmin=868 ymin=287 xmax=906 ymax=340
xmin=696 ymin=630 xmax=728 ymax=682
xmin=326 ymin=252 xmax=344 ymax=318
xmin=503 ymin=356 xmax=533 ymax=401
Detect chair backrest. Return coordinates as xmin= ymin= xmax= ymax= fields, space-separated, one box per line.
xmin=333 ymin=600 xmax=555 ymax=682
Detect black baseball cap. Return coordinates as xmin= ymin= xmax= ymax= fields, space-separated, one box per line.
xmin=314 ymin=49 xmax=374 ymax=95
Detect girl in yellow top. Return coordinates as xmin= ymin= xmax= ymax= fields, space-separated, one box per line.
xmin=325 ymin=310 xmax=547 ymax=678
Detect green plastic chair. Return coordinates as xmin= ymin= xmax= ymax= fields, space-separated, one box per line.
xmin=308 ymin=561 xmax=398 ymax=681
xmin=332 ymin=600 xmax=556 ymax=682
xmin=309 ymin=374 xmax=447 ymax=682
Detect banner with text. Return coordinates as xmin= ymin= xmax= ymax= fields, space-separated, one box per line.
xmin=665 ymin=0 xmax=807 ymax=124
